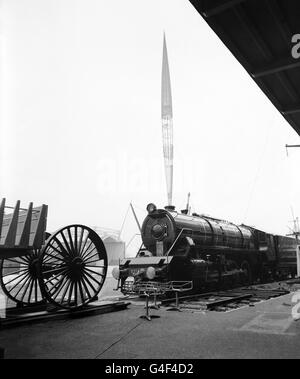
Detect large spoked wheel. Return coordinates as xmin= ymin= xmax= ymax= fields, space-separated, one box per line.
xmin=38 ymin=225 xmax=107 ymax=310
xmin=0 ymin=250 xmax=44 ymax=306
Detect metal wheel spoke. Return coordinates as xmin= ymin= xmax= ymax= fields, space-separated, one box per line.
xmin=13 ymin=275 xmax=31 ymax=298
xmin=78 ymin=280 xmax=86 ymax=303
xmin=59 ymin=279 xmax=72 ymax=303
xmin=74 ymin=227 xmax=78 ymax=253
xmin=5 ymin=256 xmax=29 ymax=264
xmin=83 ymin=270 xmax=102 ymax=287
xmin=20 ymin=277 xmax=33 ymax=302
xmin=74 ymin=281 xmax=78 ymax=305
xmin=26 ymin=282 xmax=35 ymax=303
xmin=81 ymin=240 xmax=93 ymax=260
xmin=67 ymin=227 xmax=76 ymax=256
xmin=2 ymin=265 xmax=23 ymax=269
xmin=18 ymin=256 xmax=31 ymax=263
xmin=49 ymin=275 xmax=68 ymax=297
xmin=43 ymin=269 xmax=68 ymax=284
xmin=78 ymin=227 xmax=85 ymax=256
xmin=48 ymin=241 xmax=69 ymax=258
xmin=85 ymin=249 xmax=106 ymax=262
xmin=84 ymin=267 xmax=105 ymax=278
xmin=3 ymin=270 xmax=29 ymax=286
xmin=79 ymin=234 xmax=90 ymax=256
xmin=85 ymin=264 xmax=105 ymax=269
xmin=43 ymin=251 xmax=65 ymax=264
xmin=82 ymin=272 xmax=97 ymax=294
xmin=52 ymin=277 xmax=70 ymax=300
xmin=34 ymin=279 xmax=38 ymax=302
xmin=43 ymin=257 xmax=64 ymax=267
xmin=2 ymin=268 xmax=28 ymax=277
xmin=80 ymin=276 xmax=92 ymax=299
xmin=84 ymin=253 xmax=101 ymax=264
xmin=82 ymin=247 xmax=97 ymax=263
xmin=42 ymin=266 xmax=68 ymax=275
xmin=53 ymin=236 xmax=70 ymax=257
xmin=60 ymin=231 xmax=74 ymax=257
xmin=67 ymin=281 xmax=74 ymax=305
xmin=27 ymin=278 xmax=35 ymax=303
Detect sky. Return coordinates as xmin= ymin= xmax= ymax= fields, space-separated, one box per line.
xmin=1 ymin=0 xmax=300 ymax=255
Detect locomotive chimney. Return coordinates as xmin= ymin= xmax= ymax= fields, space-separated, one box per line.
xmin=165 ymin=205 xmax=175 ymax=211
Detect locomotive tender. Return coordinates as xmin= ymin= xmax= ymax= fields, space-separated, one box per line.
xmin=113 ymin=203 xmax=299 ymax=292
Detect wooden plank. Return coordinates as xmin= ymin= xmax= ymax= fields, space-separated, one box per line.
xmin=32 ymin=204 xmax=48 ymax=248
xmin=4 ymin=201 xmax=20 ymax=247
xmin=0 ymin=301 xmax=130 ymax=328
xmin=0 ymin=248 xmax=31 ymax=259
xmin=18 ymin=202 xmax=33 ymax=248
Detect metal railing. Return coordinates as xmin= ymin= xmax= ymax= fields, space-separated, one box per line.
xmin=122 ymin=280 xmax=193 ymax=296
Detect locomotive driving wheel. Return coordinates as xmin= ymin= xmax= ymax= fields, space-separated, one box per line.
xmin=0 ymin=249 xmax=44 ymax=306
xmin=38 ymin=225 xmax=107 ymax=310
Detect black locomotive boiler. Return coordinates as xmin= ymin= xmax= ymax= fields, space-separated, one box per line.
xmin=113 ymin=203 xmax=299 ymax=293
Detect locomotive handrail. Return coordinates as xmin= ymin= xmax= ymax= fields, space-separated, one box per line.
xmin=122 ymin=280 xmax=193 ymax=296
xmin=168 ymin=281 xmax=193 ymax=291
xmin=166 ymin=228 xmax=192 ymax=263
xmin=122 ymin=280 xmax=167 ymax=296
xmin=126 ymin=233 xmax=142 ymax=250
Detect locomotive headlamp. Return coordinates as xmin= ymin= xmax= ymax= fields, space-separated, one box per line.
xmin=147 ymin=203 xmax=157 ymax=214
xmin=112 ymin=267 xmax=120 ymax=280
xmin=152 ymin=223 xmax=165 ymax=239
xmin=146 ymin=266 xmax=156 ymax=280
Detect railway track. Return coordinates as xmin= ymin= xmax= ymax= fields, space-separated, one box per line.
xmin=161 ymin=283 xmax=292 ymax=313
xmin=0 ymin=300 xmax=130 ymax=329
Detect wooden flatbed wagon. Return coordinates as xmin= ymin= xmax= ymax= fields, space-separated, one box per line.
xmin=0 ymin=198 xmax=107 ymax=310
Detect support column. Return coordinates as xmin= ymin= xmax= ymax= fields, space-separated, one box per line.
xmin=0 ymin=288 xmax=6 ymax=358
xmin=0 ymin=289 xmax=6 ymax=319
xmin=297 ymin=246 xmax=300 ymax=278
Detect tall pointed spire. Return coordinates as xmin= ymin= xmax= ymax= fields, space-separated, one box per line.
xmin=161 ymin=33 xmax=173 ymax=119
xmin=161 ymin=33 xmax=174 ymax=206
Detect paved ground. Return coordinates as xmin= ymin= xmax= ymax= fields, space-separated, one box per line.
xmin=1 ymin=290 xmax=300 ymax=359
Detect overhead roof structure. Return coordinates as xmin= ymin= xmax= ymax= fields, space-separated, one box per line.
xmin=189 ymin=0 xmax=300 ymax=136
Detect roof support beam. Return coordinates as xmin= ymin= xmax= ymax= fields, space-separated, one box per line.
xmin=252 ymin=58 xmax=300 ymax=78
xmin=233 ymin=6 xmax=272 ymax=60
xmin=234 ymin=6 xmax=299 ymax=103
xmin=191 ymin=0 xmax=247 ymax=18
xmin=264 ymin=0 xmax=293 ymax=46
xmin=282 ymin=105 xmax=300 ymax=115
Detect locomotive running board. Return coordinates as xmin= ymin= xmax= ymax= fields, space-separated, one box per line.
xmin=0 ymin=300 xmax=130 ymax=329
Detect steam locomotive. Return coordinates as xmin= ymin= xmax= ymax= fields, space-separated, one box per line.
xmin=113 ymin=203 xmax=299 ymax=293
